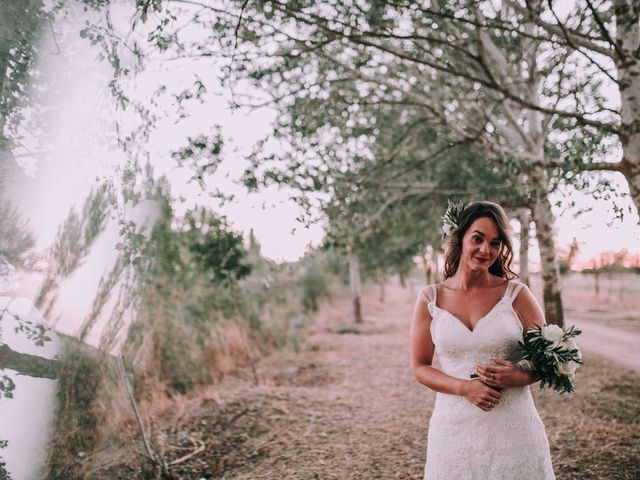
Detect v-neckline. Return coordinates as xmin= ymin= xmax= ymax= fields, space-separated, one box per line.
xmin=433 ymin=281 xmax=510 ymax=334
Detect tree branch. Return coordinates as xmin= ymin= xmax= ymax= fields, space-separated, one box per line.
xmin=505 ymin=0 xmax=616 ymax=58
xmin=0 ymin=343 xmax=59 ymax=380
xmin=584 ymin=0 xmax=627 ymax=59
xmin=545 ymin=0 xmax=619 ymax=84
xmin=580 ymin=161 xmax=625 ymax=172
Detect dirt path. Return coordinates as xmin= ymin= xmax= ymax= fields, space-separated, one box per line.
xmin=565 ymin=314 xmax=640 ymax=372
xmin=156 ymin=283 xmax=431 ymax=479
xmin=112 ymin=282 xmax=639 ymax=480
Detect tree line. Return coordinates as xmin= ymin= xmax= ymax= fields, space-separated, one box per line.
xmin=85 ymin=0 xmax=635 ymax=327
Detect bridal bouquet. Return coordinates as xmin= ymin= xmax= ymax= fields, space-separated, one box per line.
xmin=518 ymin=324 xmax=583 ymax=393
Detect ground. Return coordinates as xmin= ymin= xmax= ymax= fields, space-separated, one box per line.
xmin=99 ymin=275 xmax=640 ymax=480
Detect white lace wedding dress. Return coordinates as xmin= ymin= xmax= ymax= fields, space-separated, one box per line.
xmin=418 ymin=280 xmax=555 ymax=480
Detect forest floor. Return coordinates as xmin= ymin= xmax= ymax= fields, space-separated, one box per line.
xmin=101 ymin=278 xmax=640 ymax=480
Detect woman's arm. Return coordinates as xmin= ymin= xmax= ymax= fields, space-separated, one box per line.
xmin=410 ymin=297 xmax=501 ymax=411
xmin=475 ymin=284 xmax=543 ymax=389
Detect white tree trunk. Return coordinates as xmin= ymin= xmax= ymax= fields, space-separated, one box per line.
xmin=347 ymin=245 xmax=362 ymax=324
xmin=523 ymin=18 xmax=564 ymax=327
xmin=614 ymin=0 xmax=640 ymax=214
xmin=530 ymin=176 xmax=564 ymax=327
xmin=422 ymin=246 xmax=433 ymax=285
xmin=517 ymin=209 xmax=530 ymax=286
xmin=0 ymin=46 xmax=10 ymax=179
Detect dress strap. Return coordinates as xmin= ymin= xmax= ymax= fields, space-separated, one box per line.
xmin=417 ymin=284 xmax=438 ymax=305
xmin=504 ymin=280 xmax=525 ymax=304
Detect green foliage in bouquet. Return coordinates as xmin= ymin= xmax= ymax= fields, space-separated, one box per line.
xmin=518 ymin=324 xmax=583 ymax=393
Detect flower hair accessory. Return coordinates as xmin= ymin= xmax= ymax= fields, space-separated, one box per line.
xmin=441 ymin=200 xmax=467 ymax=239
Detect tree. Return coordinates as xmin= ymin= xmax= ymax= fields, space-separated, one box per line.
xmin=503 ymin=1 xmax=640 ymax=212
xmin=120 ymin=183 xmax=253 ymax=391
xmin=559 ymin=237 xmax=581 ymax=274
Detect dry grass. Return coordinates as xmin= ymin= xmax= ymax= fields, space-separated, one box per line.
xmin=45 ymin=317 xmax=270 ymax=479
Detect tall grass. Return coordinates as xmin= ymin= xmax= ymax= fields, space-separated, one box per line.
xmin=44 ymin=341 xmax=105 ymax=479
xmin=43 ymin=236 xmax=346 ymax=478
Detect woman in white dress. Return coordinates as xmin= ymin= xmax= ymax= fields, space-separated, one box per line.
xmin=410 ymin=201 xmax=555 ymax=479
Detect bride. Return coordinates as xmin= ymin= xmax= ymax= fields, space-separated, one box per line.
xmin=410 ymin=201 xmax=555 ymax=479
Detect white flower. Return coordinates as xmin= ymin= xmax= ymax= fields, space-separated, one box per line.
xmin=541 ymin=324 xmax=564 ymax=345
xmin=561 ymin=337 xmax=577 ymax=350
xmin=557 ymin=360 xmax=579 ymax=376
xmin=442 ymin=223 xmax=452 ymax=236
xmin=561 ymin=337 xmax=581 ymax=356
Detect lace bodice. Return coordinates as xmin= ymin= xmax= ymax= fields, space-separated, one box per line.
xmin=417 ymin=280 xmax=555 ymax=480
xmin=418 ymin=280 xmax=525 ymax=379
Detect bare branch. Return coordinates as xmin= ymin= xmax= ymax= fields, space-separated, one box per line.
xmin=505 ymin=0 xmax=616 ymax=58
xmin=0 ymin=343 xmax=59 ymax=380
xmin=385 ymin=182 xmax=516 ymax=193
xmin=584 ymin=0 xmax=627 ymax=59
xmin=580 ymin=161 xmax=625 ymax=171
xmin=314 ymin=49 xmax=479 ymax=141
xmin=546 ymin=0 xmax=619 ymax=84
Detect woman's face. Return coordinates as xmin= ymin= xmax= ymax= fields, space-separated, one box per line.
xmin=460 ymin=216 xmax=503 ymax=272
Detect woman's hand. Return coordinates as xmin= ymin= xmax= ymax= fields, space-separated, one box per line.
xmin=475 ymin=357 xmax=538 ymax=389
xmin=460 ymin=378 xmax=502 ymax=412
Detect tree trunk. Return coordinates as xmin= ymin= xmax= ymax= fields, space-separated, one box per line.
xmin=522 ymin=19 xmax=563 ymax=327
xmin=530 ymin=182 xmax=564 ymax=327
xmin=347 ymin=245 xmax=362 ymax=324
xmin=0 ymin=53 xmax=7 ymax=137
xmin=0 ymin=45 xmax=9 ymax=179
xmin=614 ymin=0 xmax=640 ymax=215
xmin=517 ymin=209 xmax=530 ymax=286
xmin=422 ymin=247 xmax=433 ymax=285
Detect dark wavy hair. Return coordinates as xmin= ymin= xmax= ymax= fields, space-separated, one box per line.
xmin=442 ymin=201 xmax=517 ymax=280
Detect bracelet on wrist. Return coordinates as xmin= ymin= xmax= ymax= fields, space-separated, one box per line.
xmin=517 ymin=359 xmax=536 ymax=372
